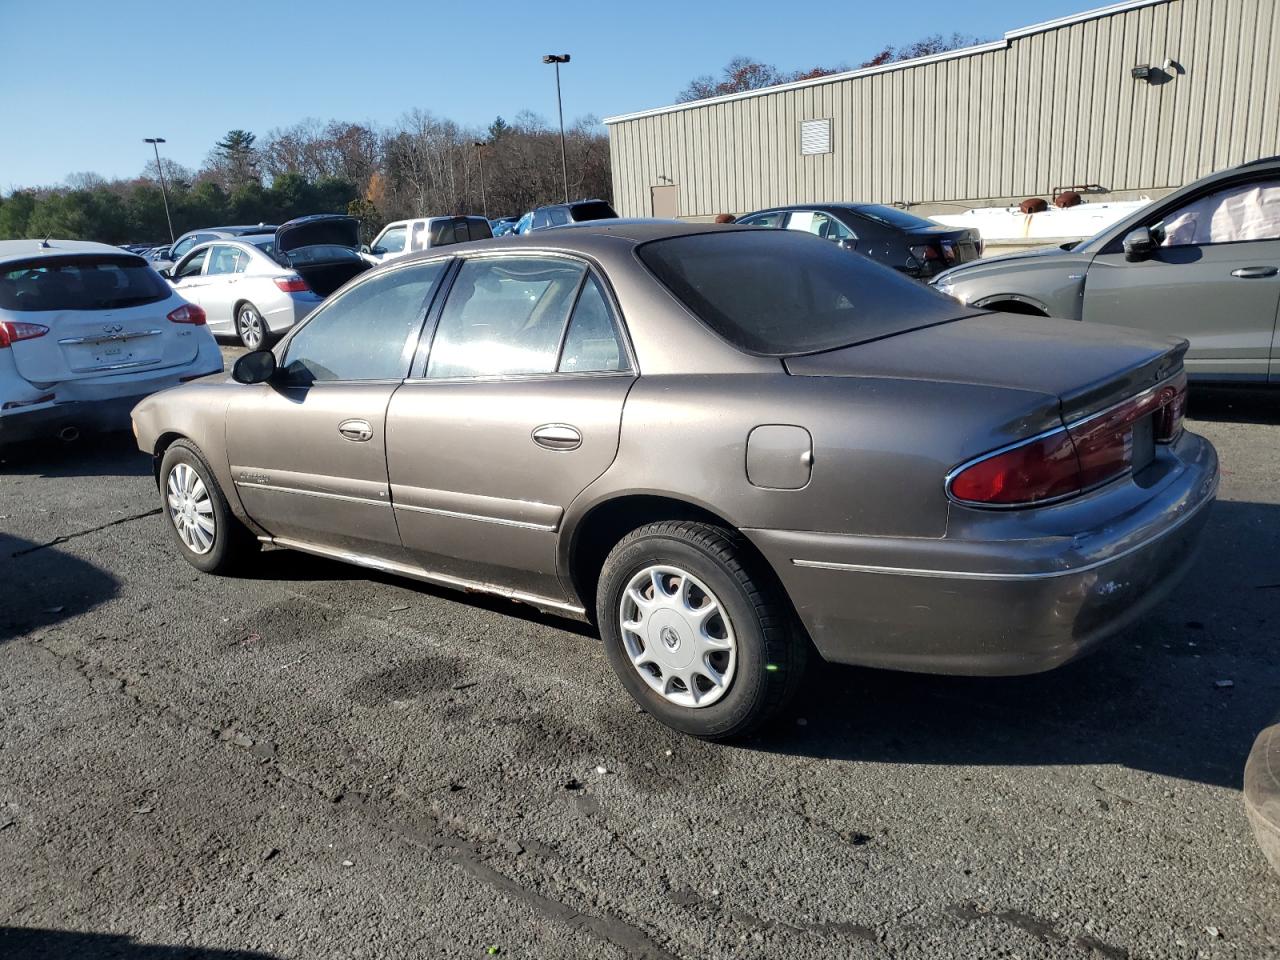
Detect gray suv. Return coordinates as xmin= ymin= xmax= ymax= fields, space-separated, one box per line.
xmin=932 ymin=157 xmax=1280 ymax=383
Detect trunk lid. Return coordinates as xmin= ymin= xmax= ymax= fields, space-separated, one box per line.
xmin=275 ymin=215 xmax=361 ymax=253
xmin=274 ymin=215 xmax=371 ymax=297
xmin=10 ymin=295 xmax=198 ymax=383
xmin=784 ymin=312 xmax=1187 ymax=422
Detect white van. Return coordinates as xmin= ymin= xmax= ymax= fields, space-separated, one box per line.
xmin=367 ymin=216 xmax=494 ymax=262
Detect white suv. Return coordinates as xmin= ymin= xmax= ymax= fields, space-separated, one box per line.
xmin=0 ymin=239 xmax=223 ymax=446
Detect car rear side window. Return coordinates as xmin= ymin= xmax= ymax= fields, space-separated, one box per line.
xmin=0 ymin=254 xmax=169 ymax=312
xmin=558 ymin=276 xmax=627 ymax=373
xmin=425 ymin=257 xmax=587 ymax=378
xmin=280 ymin=261 xmax=446 ymax=384
xmin=637 ymin=230 xmax=964 ymax=357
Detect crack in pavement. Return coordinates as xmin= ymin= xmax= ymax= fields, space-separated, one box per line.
xmin=9 ymin=509 xmax=162 ymax=557
xmin=26 ymin=636 xmax=683 ymax=960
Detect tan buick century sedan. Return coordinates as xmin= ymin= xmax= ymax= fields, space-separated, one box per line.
xmin=132 ymin=223 xmax=1218 ymax=738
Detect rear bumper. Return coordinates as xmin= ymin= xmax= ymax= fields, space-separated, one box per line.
xmin=0 ymin=355 xmax=223 ymax=446
xmin=262 ymin=295 xmax=321 ymax=334
xmin=0 ymin=394 xmax=142 ymax=443
xmin=747 ymin=431 xmax=1219 ymax=676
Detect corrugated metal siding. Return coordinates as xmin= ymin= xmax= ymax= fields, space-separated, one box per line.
xmin=607 ymin=0 xmax=1280 ymax=218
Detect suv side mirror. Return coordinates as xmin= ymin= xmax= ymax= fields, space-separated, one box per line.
xmin=1122 ymin=226 xmax=1157 ymax=262
xmin=836 ymin=238 xmax=858 ymax=252
xmin=370 ymin=245 xmax=386 ymax=256
xmin=232 ymin=349 xmax=277 ymax=384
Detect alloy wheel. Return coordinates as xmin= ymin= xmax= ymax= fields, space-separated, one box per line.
xmin=619 ymin=564 xmax=737 ymax=708
xmin=166 ymin=462 xmax=216 ymax=554
xmin=238 ymin=307 xmax=264 ymax=349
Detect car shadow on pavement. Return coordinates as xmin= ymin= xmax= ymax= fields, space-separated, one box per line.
xmin=0 ymin=431 xmax=151 ymax=479
xmin=0 ymin=927 xmax=279 ymax=960
xmin=0 ymin=535 xmax=120 ymax=644
xmin=1188 ymin=385 xmax=1280 ymax=425
xmin=746 ymin=499 xmax=1280 ymax=791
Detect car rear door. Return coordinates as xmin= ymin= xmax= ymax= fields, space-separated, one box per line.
xmin=1083 ymin=176 xmax=1280 ymax=380
xmin=224 ymin=259 xmax=448 ymax=559
xmin=1 ymin=252 xmax=197 ymax=383
xmin=385 ymin=253 xmax=635 ymax=605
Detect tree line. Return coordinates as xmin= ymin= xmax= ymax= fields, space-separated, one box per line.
xmin=0 ymin=110 xmax=612 ymax=246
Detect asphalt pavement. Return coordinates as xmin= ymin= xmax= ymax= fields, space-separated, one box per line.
xmin=1 ymin=363 xmax=1278 ymax=959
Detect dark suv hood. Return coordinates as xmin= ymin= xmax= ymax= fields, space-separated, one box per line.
xmin=276 ymin=215 xmax=361 ymax=253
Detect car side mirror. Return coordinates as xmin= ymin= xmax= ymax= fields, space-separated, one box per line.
xmin=232 ymin=349 xmax=277 ymax=384
xmin=370 ymin=245 xmax=385 ymax=255
xmin=837 ymin=238 xmax=858 ymax=251
xmin=1122 ymin=226 xmax=1157 ymax=262
xmin=157 ymin=268 xmax=172 ymax=279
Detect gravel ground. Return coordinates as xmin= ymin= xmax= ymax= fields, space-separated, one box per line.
xmin=1 ymin=361 xmax=1278 ymax=959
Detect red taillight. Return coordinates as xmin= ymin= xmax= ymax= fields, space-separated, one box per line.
xmin=949 ymin=373 xmax=1189 ymax=507
xmin=274 ymin=275 xmax=309 ymax=293
xmin=909 ymin=244 xmax=941 ymax=263
xmin=948 ymin=430 xmax=1081 ymax=506
xmin=0 ymin=320 xmax=50 ymax=348
xmin=167 ymin=304 xmax=206 ymax=325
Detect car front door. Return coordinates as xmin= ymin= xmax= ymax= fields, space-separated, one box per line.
xmin=168 ymin=247 xmax=212 ymax=309
xmin=386 ymin=254 xmax=635 ymax=606
xmin=224 ymin=259 xmax=449 ymax=559
xmin=1082 ymin=177 xmax=1280 ymax=381
xmin=198 ymin=244 xmax=244 ymax=333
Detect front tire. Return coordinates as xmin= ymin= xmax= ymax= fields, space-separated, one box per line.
xmin=159 ymin=440 xmax=257 ymax=574
xmin=596 ymin=521 xmax=807 ymax=740
xmin=236 ymin=302 xmax=269 ymax=350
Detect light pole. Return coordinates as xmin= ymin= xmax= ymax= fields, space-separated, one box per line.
xmin=143 ymin=137 xmax=176 ymax=246
xmin=542 ymin=54 xmax=570 ymax=203
xmin=473 ymin=141 xmax=489 ymax=219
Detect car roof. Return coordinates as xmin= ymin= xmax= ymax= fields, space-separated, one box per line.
xmin=388 ymin=219 xmax=739 ymax=266
xmin=0 ymin=238 xmax=144 ymax=266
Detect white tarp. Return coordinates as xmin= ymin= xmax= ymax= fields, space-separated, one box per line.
xmin=1160 ymin=180 xmax=1280 ymax=246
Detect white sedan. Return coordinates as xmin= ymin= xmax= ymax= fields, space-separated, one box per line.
xmin=164 ymin=237 xmax=324 ymax=350
xmin=0 ymin=238 xmax=223 ymax=446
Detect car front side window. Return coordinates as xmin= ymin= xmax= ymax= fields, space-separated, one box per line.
xmin=425 ymin=257 xmax=587 ymax=379
xmin=279 ymin=261 xmax=446 ymax=384
xmin=739 ymin=212 xmax=785 ymax=228
xmin=1157 ymin=178 xmax=1280 ymax=247
xmin=376 ymin=226 xmax=406 ymax=254
xmin=174 ymin=249 xmax=208 ymax=279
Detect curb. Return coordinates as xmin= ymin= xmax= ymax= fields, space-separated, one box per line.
xmin=1244 ymin=722 xmax=1280 ymax=875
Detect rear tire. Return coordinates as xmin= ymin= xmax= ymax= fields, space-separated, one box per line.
xmin=236 ymin=302 xmax=270 ymax=350
xmin=596 ymin=521 xmax=807 ymax=740
xmin=159 ymin=439 xmax=257 ymax=575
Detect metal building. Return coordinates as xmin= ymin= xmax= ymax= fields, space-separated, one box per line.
xmin=604 ymin=0 xmax=1280 ymax=221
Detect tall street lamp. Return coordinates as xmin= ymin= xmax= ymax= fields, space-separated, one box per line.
xmin=542 ymin=54 xmax=571 ymax=203
xmin=473 ymin=141 xmax=489 ymax=219
xmin=143 ymin=137 xmax=176 ymax=246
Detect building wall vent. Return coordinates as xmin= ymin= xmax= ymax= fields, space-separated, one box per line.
xmin=800 ymin=118 xmax=832 ymax=155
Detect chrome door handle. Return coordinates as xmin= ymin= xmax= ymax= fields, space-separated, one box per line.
xmin=531 ymin=423 xmax=582 ymax=451
xmin=1230 ymin=266 xmax=1278 ymax=278
xmin=338 ymin=419 xmax=373 ymax=442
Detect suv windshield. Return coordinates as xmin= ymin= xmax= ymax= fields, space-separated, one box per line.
xmin=637 ymin=230 xmax=964 ymax=356
xmin=0 ymin=254 xmax=169 ymax=312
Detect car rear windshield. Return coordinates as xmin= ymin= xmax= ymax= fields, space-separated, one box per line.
xmin=852 ymin=204 xmax=939 ymax=231
xmin=569 ymin=201 xmax=618 ymax=223
xmin=0 ymin=254 xmax=169 ymax=312
xmin=636 ymin=230 xmax=965 ymax=356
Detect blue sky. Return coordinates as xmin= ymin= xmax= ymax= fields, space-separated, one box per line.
xmin=1 ymin=0 xmax=1093 ymax=192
